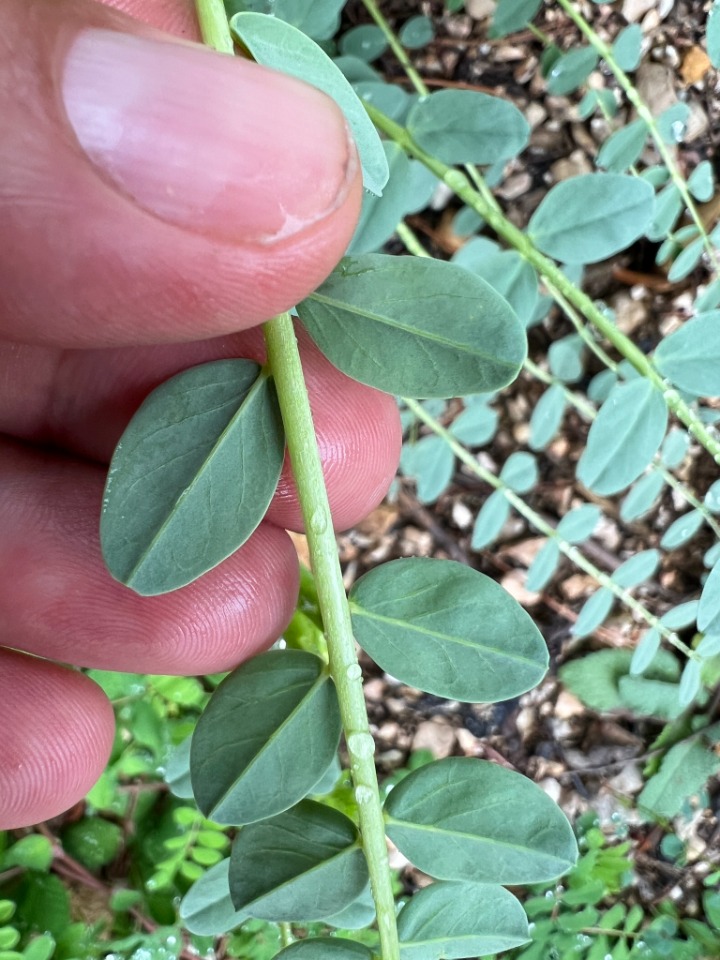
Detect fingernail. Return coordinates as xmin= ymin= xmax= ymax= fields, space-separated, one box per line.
xmin=61 ymin=29 xmax=356 ymax=244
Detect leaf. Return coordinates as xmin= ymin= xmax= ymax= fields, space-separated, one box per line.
xmin=354 ymin=81 xmax=411 ymax=122
xmin=235 ymin=0 xmax=346 ymax=41
xmin=546 ymin=47 xmax=598 ymax=95
xmin=529 ymin=383 xmax=566 ymax=451
xmin=399 ymin=15 xmax=434 ymax=49
xmin=323 ymin=883 xmax=376 ymax=930
xmin=490 ymin=0 xmax=542 ymax=37
xmin=275 ymin=941 xmax=373 ymax=960
xmin=100 ymin=360 xmax=284 ymax=595
xmin=548 ymin=334 xmax=585 ymax=383
xmin=655 ymin=311 xmax=720 ymax=397
xmin=347 ymin=142 xmax=412 ymax=255
xmin=407 ymin=90 xmax=530 ymax=165
xmin=637 ymin=723 xmax=720 ymax=819
xmin=500 ymin=452 xmax=538 ymax=493
xmin=525 ymin=540 xmax=560 ymax=592
xmin=384 ymin=757 xmax=577 ymax=884
xmin=572 ymin=588 xmax=615 ymax=639
xmin=657 ymin=102 xmax=690 ymax=144
xmin=1 ymin=836 xmax=53 ymax=872
xmin=611 ymin=24 xmax=643 ymax=71
xmin=338 ymin=24 xmax=388 ymax=61
xmin=688 ymin=160 xmax=714 ymax=202
xmin=611 ymin=549 xmax=660 ymax=588
xmin=596 ymin=119 xmax=648 ymax=173
xmin=529 ymin=174 xmax=655 ymax=264
xmin=620 ymin=471 xmax=665 ymax=522
xmin=449 ymin=403 xmax=498 ymax=446
xmin=471 ymin=489 xmax=510 ymax=549
xmin=400 ymin=435 xmax=455 ymax=504
xmin=661 ymin=428 xmax=690 ymax=468
xmin=667 ymin=235 xmax=705 ymax=282
xmin=560 ymin=648 xmax=680 ymax=712
xmin=229 ymin=801 xmax=368 ymax=920
xmin=557 ymin=505 xmax=601 ymax=544
xmin=577 ymin=380 xmax=668 ymax=495
xmin=678 ymin=658 xmax=703 ymax=707
xmin=297 ymin=254 xmax=526 ymax=399
xmin=660 ymin=510 xmax=704 ymax=550
xmin=396 ymin=881 xmax=529 ymax=959
xmin=350 ymin=558 xmax=548 ymax=703
xmin=709 ymin=0 xmax=720 ymax=67
xmin=646 ymin=183 xmax=683 ymax=241
xmin=230 ymin=13 xmax=388 ymax=195
xmin=460 ymin=250 xmax=539 ymax=327
xmin=180 ymin=859 xmax=249 ymax=935
xmin=699 ymin=561 xmax=720 ymax=634
xmin=630 ymin=629 xmax=662 ymax=676
xmin=190 ymin=650 xmax=341 ymax=824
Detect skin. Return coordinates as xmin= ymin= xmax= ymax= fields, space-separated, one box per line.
xmin=0 ymin=0 xmax=401 ymax=828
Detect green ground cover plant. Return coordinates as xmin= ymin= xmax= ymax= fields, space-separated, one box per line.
xmin=5 ymin=1 xmax=720 ymax=958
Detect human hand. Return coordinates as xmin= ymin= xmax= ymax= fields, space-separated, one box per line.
xmin=0 ymin=0 xmax=401 ymax=829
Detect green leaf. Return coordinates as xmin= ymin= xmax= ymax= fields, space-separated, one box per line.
xmin=637 ymin=723 xmax=720 ymax=819
xmin=709 ymin=0 xmax=720 ymax=68
xmin=396 ymin=881 xmax=529 ymax=959
xmin=350 ymin=558 xmax=548 ymax=703
xmin=529 ymin=383 xmax=566 ymax=451
xmin=688 ymin=160 xmax=714 ymax=202
xmin=449 ymin=403 xmax=498 ymax=446
xmin=611 ymin=549 xmax=660 ymax=588
xmin=525 ymin=540 xmax=560 ymax=592
xmin=572 ymin=588 xmax=614 ymax=639
xmin=620 ymin=470 xmax=665 ymax=522
xmin=699 ymin=560 xmax=720 ymax=634
xmin=596 ymin=119 xmax=648 ymax=173
xmin=667 ymin=235 xmax=705 ymax=282
xmin=557 ymin=505 xmax=601 ymax=544
xmin=347 ymin=142 xmax=411 ymax=255
xmin=297 ymin=254 xmax=526 ymax=399
xmin=22 ymin=935 xmax=55 ymax=960
xmin=338 ymin=24 xmax=388 ymax=61
xmin=384 ymin=757 xmax=577 ymax=884
xmin=233 ymin=0 xmax=346 ymax=41
xmin=546 ymin=47 xmax=598 ymax=95
xmin=660 ymin=510 xmax=704 ymax=549
xmin=407 ymin=90 xmax=530 ymax=165
xmin=323 ymin=883 xmax=376 ymax=930
xmin=461 ymin=250 xmax=539 ymax=327
xmin=229 ymin=801 xmax=368 ymax=920
xmin=500 ymin=452 xmax=538 ymax=493
xmin=577 ymin=380 xmax=668 ymax=495
xmin=560 ymin=648 xmax=679 ymax=712
xmin=646 ymin=183 xmax=683 ymax=241
xmin=1 ymin=836 xmax=53 ymax=872
xmin=490 ymin=0 xmax=543 ymax=38
xmin=400 ymin=435 xmax=455 ymax=504
xmin=655 ymin=311 xmax=720 ymax=397
xmin=611 ymin=24 xmax=642 ymax=71
xmin=190 ymin=650 xmax=341 ymax=824
xmin=165 ymin=737 xmax=193 ymax=799
xmin=354 ymin=81 xmax=411 ymax=123
xmin=548 ymin=334 xmax=585 ymax=383
xmin=471 ymin=490 xmax=510 ymax=549
xmin=101 ymin=360 xmax=284 ymax=595
xmin=661 ymin=428 xmax=690 ymax=468
xmin=230 ymin=13 xmax=388 ymax=195
xmin=62 ymin=818 xmax=122 ymax=871
xmin=529 ymin=174 xmax=655 ymax=264
xmin=657 ymin=102 xmax=690 ymax=144
xmin=630 ymin=628 xmax=662 ymax=676
xmin=180 ymin=859 xmax=249 ymax=935
xmin=275 ymin=940 xmax=373 ymax=959
xmin=399 ymin=15 xmax=434 ymax=49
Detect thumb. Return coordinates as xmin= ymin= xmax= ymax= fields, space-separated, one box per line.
xmin=1 ymin=0 xmax=361 ymax=348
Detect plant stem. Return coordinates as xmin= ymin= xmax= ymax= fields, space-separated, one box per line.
xmin=264 ymin=315 xmax=399 ymax=960
xmin=403 ymin=397 xmax=694 ymax=658
xmin=555 ymin=0 xmax=720 ymax=273
xmin=194 ymin=0 xmax=235 ymax=53
xmin=279 ymin=923 xmax=294 ymax=948
xmin=361 ymin=0 xmax=428 ymax=96
xmin=364 ymin=102 xmax=720 ymax=467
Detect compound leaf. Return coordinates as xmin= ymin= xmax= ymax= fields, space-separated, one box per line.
xmin=297 ymin=254 xmax=526 ymax=398
xmin=577 ymin=380 xmax=668 ymax=495
xmin=276 ymin=941 xmax=373 ymax=960
xmin=350 ymin=558 xmax=548 ymax=703
xmin=231 ymin=12 xmax=388 ymax=194
xmin=407 ymin=90 xmax=530 ymax=165
xmin=101 ymin=360 xmax=284 ymax=596
xmin=180 ymin=859 xmax=249 ymax=935
xmin=384 ymin=758 xmax=577 ymax=884
xmin=397 ymin=882 xmax=530 ymax=959
xmin=191 ymin=650 xmax=341 ymax=824
xmin=229 ymin=801 xmax=368 ymax=920
xmin=529 ymin=174 xmax=654 ymax=264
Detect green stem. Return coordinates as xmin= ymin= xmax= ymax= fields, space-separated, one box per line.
xmin=361 ymin=0 xmax=428 ymax=96
xmin=194 ymin=0 xmax=235 ymax=53
xmin=364 ymin=101 xmax=720 ymax=467
xmin=403 ymin=397 xmax=693 ymax=658
xmin=279 ymin=923 xmax=294 ymax=948
xmin=555 ymin=0 xmax=720 ymax=273
xmin=264 ymin=315 xmax=399 ymax=960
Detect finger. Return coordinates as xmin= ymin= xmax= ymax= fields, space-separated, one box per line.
xmin=1 ymin=0 xmax=361 ymax=348
xmin=1 ymin=440 xmax=299 ymax=673
xmin=0 ymin=649 xmax=114 ymax=829
xmin=101 ymin=0 xmax=199 ymax=37
xmin=0 ymin=326 xmax=402 ymax=532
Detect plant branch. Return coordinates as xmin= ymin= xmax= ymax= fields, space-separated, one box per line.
xmin=364 ymin=102 xmax=720 ymax=467
xmin=264 ymin=315 xmax=399 ymax=960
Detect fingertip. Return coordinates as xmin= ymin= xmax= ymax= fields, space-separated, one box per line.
xmin=0 ymin=650 xmax=114 ymax=829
